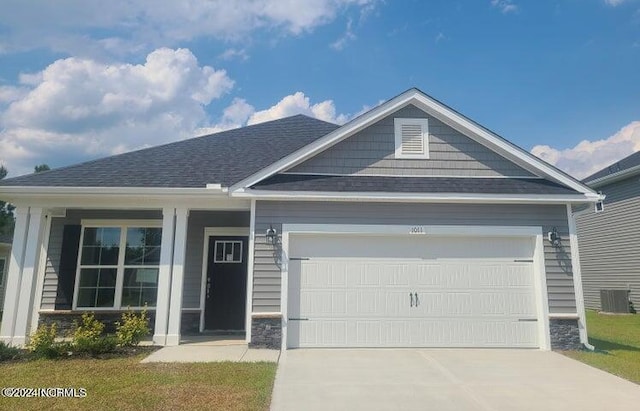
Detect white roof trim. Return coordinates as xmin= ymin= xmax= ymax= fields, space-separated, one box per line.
xmin=229 ymin=88 xmax=596 ymax=196
xmin=0 ymin=186 xmax=227 ymax=197
xmin=232 ymin=188 xmax=600 ymax=204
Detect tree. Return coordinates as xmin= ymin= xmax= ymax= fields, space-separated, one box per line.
xmin=34 ymin=164 xmax=50 ymax=173
xmin=0 ymin=165 xmax=15 ymax=236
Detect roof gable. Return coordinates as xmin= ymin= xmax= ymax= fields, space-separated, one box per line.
xmin=0 ymin=115 xmax=338 ymax=188
xmin=584 ymin=150 xmax=640 ymax=187
xmin=231 ymin=88 xmax=598 ymax=198
xmin=287 ymin=104 xmax=536 ymax=178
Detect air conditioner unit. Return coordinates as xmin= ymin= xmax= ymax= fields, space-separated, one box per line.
xmin=600 ymin=290 xmax=630 ymax=313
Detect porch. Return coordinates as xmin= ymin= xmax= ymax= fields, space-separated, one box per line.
xmin=0 ymin=200 xmax=257 ymax=347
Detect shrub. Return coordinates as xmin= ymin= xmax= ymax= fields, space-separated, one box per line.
xmin=0 ymin=341 xmax=21 ymax=361
xmin=116 ymin=307 xmax=151 ymax=347
xmin=28 ymin=323 xmax=60 ymax=359
xmin=72 ymin=312 xmax=104 ymax=343
xmin=75 ymin=335 xmax=118 ymax=356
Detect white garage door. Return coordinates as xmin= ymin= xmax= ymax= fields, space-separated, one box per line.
xmin=287 ymin=234 xmax=540 ymax=348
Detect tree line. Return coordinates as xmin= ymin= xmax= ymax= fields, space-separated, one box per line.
xmin=0 ymin=164 xmax=51 ymax=237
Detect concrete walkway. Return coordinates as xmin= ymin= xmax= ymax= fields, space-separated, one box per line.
xmin=141 ymin=337 xmax=280 ymax=363
xmin=271 ymin=349 xmax=640 ymax=411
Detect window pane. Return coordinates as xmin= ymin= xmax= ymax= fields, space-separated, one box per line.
xmin=77 ymin=288 xmax=96 ymax=307
xmin=81 ymin=246 xmax=100 ymax=265
xmin=141 ymin=288 xmax=157 ymax=307
xmin=79 ymin=269 xmax=99 ymax=287
xmin=101 ymin=228 xmax=121 ymax=247
xmin=215 ymin=241 xmax=224 ymax=261
xmin=143 ymin=246 xmax=161 ymax=265
xmin=82 ymin=228 xmax=100 ymax=246
xmin=233 ymin=242 xmax=241 ymax=261
xmin=125 ymin=228 xmax=162 ymax=265
xmin=121 ymin=288 xmax=141 ymax=307
xmin=124 ymin=268 xmax=158 ymax=286
xmin=95 ymin=288 xmax=115 ymax=307
xmin=99 ymin=246 xmax=120 ymax=265
xmin=97 ymin=268 xmax=117 ymax=287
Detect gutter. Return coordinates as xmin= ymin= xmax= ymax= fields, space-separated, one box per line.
xmin=585 ymin=165 xmax=640 ymax=188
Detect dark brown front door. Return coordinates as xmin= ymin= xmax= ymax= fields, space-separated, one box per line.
xmin=204 ymin=236 xmax=248 ymax=330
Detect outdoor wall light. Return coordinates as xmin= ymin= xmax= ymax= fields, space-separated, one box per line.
xmin=266 ymin=225 xmax=278 ymax=245
xmin=547 ymin=227 xmax=560 ymax=247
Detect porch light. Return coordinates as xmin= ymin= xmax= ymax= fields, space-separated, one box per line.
xmin=266 ymin=225 xmax=278 ymax=245
xmin=547 ymin=227 xmax=560 ymax=247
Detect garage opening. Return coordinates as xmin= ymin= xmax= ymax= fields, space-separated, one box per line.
xmin=286 ymin=233 xmax=540 ymax=349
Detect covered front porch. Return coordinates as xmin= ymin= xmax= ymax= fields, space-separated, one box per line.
xmin=0 ymin=192 xmax=255 ymax=347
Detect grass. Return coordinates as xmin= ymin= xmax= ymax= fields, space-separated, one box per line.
xmin=564 ymin=310 xmax=640 ymax=384
xmin=0 ymin=354 xmax=277 ymax=410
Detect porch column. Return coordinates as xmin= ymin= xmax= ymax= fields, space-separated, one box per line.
xmin=153 ymin=207 xmax=178 ymax=345
xmin=166 ymin=207 xmax=189 ymax=346
xmin=0 ymin=207 xmax=46 ymax=346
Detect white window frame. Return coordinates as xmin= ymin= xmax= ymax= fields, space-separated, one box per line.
xmin=213 ymin=240 xmax=243 ymax=263
xmin=0 ymin=256 xmax=6 ymax=287
xmin=73 ymin=219 xmax=162 ymax=311
xmin=394 ymin=117 xmax=430 ymax=159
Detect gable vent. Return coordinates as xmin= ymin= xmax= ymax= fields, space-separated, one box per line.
xmin=394 ymin=118 xmax=429 ymax=159
xmin=400 ymin=124 xmax=424 ymax=155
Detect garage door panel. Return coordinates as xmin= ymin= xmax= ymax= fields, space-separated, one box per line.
xmin=288 ymin=236 xmax=540 ymax=349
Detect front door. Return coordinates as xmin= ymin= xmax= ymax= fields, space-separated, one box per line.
xmin=205 ymin=236 xmax=248 ymax=330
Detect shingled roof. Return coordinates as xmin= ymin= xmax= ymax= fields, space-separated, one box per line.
xmin=0 ymin=115 xmax=339 ymax=188
xmin=583 ymin=150 xmax=640 ymax=184
xmin=252 ymin=174 xmax=579 ymax=195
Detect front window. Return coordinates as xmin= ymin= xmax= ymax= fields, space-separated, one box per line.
xmin=75 ymin=223 xmax=161 ymax=309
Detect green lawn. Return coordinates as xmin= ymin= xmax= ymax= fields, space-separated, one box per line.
xmin=564 ymin=310 xmax=640 ymax=384
xmin=0 ymin=354 xmax=277 ymax=411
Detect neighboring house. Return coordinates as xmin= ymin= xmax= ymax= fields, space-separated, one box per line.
xmin=0 ymin=88 xmax=601 ymax=350
xmin=576 ymin=152 xmax=640 ymax=312
xmin=0 ymin=233 xmax=10 ymax=314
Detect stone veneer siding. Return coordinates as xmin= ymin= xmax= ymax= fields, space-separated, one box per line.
xmin=39 ymin=311 xmax=201 ymax=337
xmin=249 ymin=316 xmax=282 ymax=349
xmin=549 ymin=318 xmax=582 ymax=350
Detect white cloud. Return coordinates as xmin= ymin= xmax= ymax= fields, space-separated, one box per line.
xmin=604 ymin=0 xmax=627 ymax=6
xmin=531 ymin=121 xmax=640 ymax=179
xmin=491 ymin=0 xmax=518 ymax=14
xmin=0 ymin=0 xmax=377 ymax=57
xmin=219 ymin=48 xmax=250 ymax=61
xmin=0 ymin=48 xmax=233 ymax=176
xmin=331 ymin=18 xmax=356 ymax=51
xmin=247 ymin=92 xmax=350 ymax=125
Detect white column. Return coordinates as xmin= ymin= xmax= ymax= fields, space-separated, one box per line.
xmin=153 ymin=207 xmax=177 ymax=345
xmin=166 ymin=207 xmax=189 ymax=346
xmin=0 ymin=207 xmax=46 ymax=346
xmin=0 ymin=207 xmax=30 ymax=345
xmin=567 ymin=204 xmax=592 ymax=348
xmin=13 ymin=207 xmax=46 ymax=346
xmin=245 ymin=199 xmax=256 ymax=343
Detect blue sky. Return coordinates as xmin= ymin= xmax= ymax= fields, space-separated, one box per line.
xmin=0 ymin=0 xmax=639 ymax=178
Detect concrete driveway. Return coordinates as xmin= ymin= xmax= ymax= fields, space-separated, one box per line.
xmin=271 ymin=349 xmax=640 ymax=411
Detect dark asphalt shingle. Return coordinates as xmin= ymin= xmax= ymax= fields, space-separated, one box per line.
xmin=583 ymin=150 xmax=640 ymax=183
xmin=0 ymin=115 xmax=339 ymax=188
xmin=251 ymin=174 xmax=579 ymax=195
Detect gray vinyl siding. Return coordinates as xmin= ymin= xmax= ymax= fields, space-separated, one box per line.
xmin=576 ymin=175 xmax=640 ymax=310
xmin=182 ymin=211 xmax=249 ymax=309
xmin=253 ymin=201 xmax=575 ymax=314
xmin=41 ymin=209 xmax=163 ymax=310
xmin=288 ymin=105 xmax=535 ymax=178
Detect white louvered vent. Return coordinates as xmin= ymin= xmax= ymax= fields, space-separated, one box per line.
xmin=394 ymin=118 xmax=429 ymax=158
xmin=400 ymin=124 xmax=424 ymax=154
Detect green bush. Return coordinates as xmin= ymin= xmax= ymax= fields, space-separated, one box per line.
xmin=0 ymin=341 xmax=21 ymax=361
xmin=75 ymin=335 xmax=118 ymax=356
xmin=72 ymin=312 xmax=104 ymax=343
xmin=116 ymin=308 xmax=151 ymax=347
xmin=28 ymin=323 xmax=60 ymax=359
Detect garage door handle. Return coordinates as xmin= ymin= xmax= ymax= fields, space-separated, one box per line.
xmin=409 ymin=293 xmax=414 ymax=307
xmin=415 ymin=292 xmax=420 ymax=307
xmin=288 ymin=318 xmax=309 ymax=321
